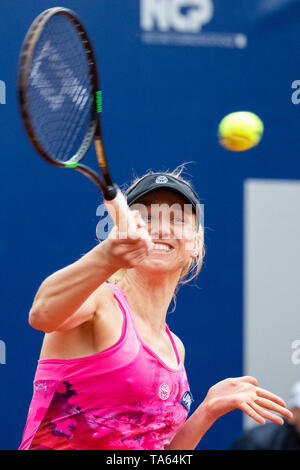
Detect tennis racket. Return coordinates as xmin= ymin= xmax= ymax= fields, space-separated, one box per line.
xmin=17 ymin=7 xmax=135 ymax=233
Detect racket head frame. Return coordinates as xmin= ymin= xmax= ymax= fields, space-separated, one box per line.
xmin=18 ymin=7 xmax=99 ymax=166
xmin=17 ymin=7 xmax=117 ymax=199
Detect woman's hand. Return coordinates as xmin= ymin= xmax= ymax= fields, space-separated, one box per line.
xmin=202 ymin=376 xmax=293 ymax=425
xmin=102 ymin=210 xmax=152 ymax=269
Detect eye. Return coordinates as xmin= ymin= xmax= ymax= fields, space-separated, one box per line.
xmin=142 ymin=214 xmax=154 ymax=224
xmin=172 ymin=215 xmax=184 ymax=224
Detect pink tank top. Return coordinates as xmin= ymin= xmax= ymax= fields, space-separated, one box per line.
xmin=19 ymin=283 xmax=193 ymax=450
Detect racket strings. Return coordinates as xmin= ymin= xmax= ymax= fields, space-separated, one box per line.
xmin=45 ymin=19 xmax=93 ymax=160
xmin=44 ymin=19 xmax=92 ymax=159
xmin=27 ymin=15 xmax=94 ymax=163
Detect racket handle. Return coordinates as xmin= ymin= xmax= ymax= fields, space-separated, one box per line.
xmin=104 ymin=188 xmax=136 ymax=235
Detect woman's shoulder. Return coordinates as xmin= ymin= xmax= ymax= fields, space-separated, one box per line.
xmin=93 ymin=281 xmax=125 ymax=324
xmin=39 ymin=282 xmax=125 ymax=360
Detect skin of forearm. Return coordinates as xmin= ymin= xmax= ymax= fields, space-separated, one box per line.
xmin=164 ymin=401 xmax=215 ymax=450
xmin=29 ymin=241 xmax=116 ymax=332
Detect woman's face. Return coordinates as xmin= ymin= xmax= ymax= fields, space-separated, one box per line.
xmin=130 ymin=189 xmax=200 ymax=274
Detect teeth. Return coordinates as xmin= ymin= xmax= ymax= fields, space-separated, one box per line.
xmin=152 ymin=243 xmax=172 ymax=251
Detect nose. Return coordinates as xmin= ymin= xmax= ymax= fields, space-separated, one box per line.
xmin=149 ymin=212 xmax=172 ymax=240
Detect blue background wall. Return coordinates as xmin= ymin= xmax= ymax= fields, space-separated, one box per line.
xmin=1 ymin=0 xmax=300 ymax=450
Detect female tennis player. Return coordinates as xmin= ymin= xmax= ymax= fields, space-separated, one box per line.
xmin=19 ymin=167 xmax=293 ymax=450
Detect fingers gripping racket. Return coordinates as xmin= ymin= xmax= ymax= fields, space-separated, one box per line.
xmin=18 ymin=7 xmax=134 ymax=233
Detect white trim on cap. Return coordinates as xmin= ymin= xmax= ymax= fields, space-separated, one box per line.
xmin=155 ymin=175 xmax=169 ymax=184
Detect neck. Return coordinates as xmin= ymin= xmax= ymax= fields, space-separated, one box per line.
xmin=119 ymin=269 xmax=181 ymax=335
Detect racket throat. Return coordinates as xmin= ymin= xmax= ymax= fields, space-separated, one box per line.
xmin=94 ymin=138 xmax=106 ymax=169
xmin=93 ymin=135 xmax=117 ymax=200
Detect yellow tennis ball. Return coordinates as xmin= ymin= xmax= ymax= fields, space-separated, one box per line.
xmin=218 ymin=111 xmax=264 ymax=151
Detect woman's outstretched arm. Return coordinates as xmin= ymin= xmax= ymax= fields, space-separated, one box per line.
xmin=29 ymin=211 xmax=151 ymax=332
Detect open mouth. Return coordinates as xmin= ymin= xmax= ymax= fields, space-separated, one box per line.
xmin=151 ymin=242 xmax=174 ymax=253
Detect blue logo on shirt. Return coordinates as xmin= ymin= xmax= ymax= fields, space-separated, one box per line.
xmin=181 ymin=391 xmax=193 ymax=412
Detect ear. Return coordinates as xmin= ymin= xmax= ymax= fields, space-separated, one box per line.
xmin=190 ymin=231 xmax=203 ymax=259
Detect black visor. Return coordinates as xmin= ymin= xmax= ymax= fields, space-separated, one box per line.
xmin=125 ymin=173 xmax=201 ymax=228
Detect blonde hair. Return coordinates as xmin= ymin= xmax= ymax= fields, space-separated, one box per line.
xmin=108 ymin=164 xmax=205 ymax=308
